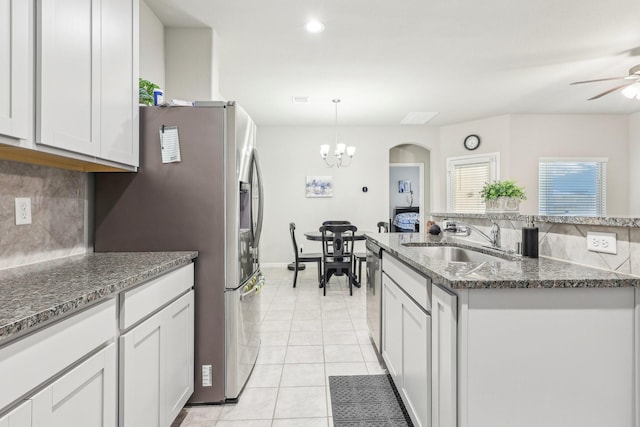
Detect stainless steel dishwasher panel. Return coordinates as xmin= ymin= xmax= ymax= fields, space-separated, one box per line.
xmin=366 ymin=241 xmax=383 ymax=353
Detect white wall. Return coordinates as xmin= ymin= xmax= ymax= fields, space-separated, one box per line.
xmin=437 ymin=114 xmax=630 ymax=215
xmin=258 ymin=126 xmax=439 ymax=264
xmin=165 ymin=28 xmax=220 ymax=102
xmin=139 ymin=1 xmax=165 ymax=89
xmin=438 ymin=115 xmax=511 ymax=211
xmin=510 ymin=114 xmax=629 ymax=215
xmin=630 ymin=112 xmax=640 ymax=215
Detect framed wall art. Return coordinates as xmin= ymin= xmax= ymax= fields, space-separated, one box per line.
xmin=306 ymin=176 xmax=333 ymax=198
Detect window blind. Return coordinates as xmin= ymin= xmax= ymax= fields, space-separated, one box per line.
xmin=538 ymin=160 xmax=606 ymax=216
xmin=451 ymin=161 xmax=492 ymax=213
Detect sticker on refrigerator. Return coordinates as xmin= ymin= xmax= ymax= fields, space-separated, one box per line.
xmin=159 ymin=125 xmax=182 ymax=163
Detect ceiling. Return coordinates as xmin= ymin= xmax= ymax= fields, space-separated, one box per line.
xmin=146 ymin=0 xmax=640 ymax=127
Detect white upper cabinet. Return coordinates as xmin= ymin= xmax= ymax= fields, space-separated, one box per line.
xmin=0 ymin=0 xmax=30 ymax=140
xmin=36 ymin=0 xmax=139 ymax=167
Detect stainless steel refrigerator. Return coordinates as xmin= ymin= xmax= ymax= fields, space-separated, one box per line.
xmin=94 ymin=102 xmax=264 ymax=404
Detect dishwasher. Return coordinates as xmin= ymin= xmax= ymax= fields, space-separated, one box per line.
xmin=366 ymin=240 xmax=383 ymax=353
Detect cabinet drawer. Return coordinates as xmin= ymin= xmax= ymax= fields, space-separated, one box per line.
xmin=119 ymin=263 xmax=194 ymax=330
xmin=0 ymin=299 xmax=116 ymax=411
xmin=383 ymin=254 xmax=431 ymax=311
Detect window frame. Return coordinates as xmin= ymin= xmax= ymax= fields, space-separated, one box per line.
xmin=446 ymin=152 xmax=500 ymax=213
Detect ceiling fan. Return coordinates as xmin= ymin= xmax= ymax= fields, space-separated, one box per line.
xmin=570 ymin=65 xmax=640 ymax=100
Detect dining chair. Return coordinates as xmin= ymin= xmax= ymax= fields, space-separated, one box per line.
xmin=377 ymin=221 xmax=390 ymax=233
xmin=319 ymin=224 xmax=357 ymax=296
xmin=289 ymin=222 xmax=322 ymax=288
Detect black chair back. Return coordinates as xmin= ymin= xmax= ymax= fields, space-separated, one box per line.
xmin=319 ymin=224 xmax=356 ymax=263
xmin=322 ymin=220 xmax=351 ymax=226
xmin=289 ymin=222 xmax=299 ymax=262
xmin=377 ymin=221 xmax=389 ymax=233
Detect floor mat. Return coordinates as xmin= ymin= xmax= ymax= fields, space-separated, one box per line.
xmin=328 ymin=374 xmax=414 ymax=427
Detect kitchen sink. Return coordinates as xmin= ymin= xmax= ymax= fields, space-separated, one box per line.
xmin=401 ymin=244 xmax=511 ymax=263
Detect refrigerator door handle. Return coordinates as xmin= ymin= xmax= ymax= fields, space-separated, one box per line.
xmin=251 ymin=148 xmax=264 ymax=249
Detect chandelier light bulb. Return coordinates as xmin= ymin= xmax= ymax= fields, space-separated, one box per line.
xmin=346 ymin=146 xmax=356 ymax=157
xmin=320 ymin=144 xmax=330 ymax=157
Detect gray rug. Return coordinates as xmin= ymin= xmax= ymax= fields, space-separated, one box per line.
xmin=328 ymin=374 xmax=414 ymax=427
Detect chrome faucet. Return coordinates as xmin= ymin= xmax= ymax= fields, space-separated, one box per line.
xmin=443 ymin=219 xmax=501 ymax=248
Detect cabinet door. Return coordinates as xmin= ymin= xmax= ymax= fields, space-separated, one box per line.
xmin=382 ymin=274 xmax=403 ymax=386
xmin=0 ymin=401 xmax=32 ymax=427
xmin=120 ymin=309 xmax=163 ymax=427
xmin=120 ymin=290 xmax=194 ymax=427
xmin=32 ymin=343 xmax=116 ymax=427
xmin=100 ymin=0 xmax=138 ymax=166
xmin=37 ymin=0 xmax=101 ymax=156
xmin=164 ymin=291 xmax=195 ymax=425
xmin=0 ymin=0 xmax=29 ymax=139
xmin=400 ymin=289 xmax=431 ymax=427
xmin=431 ymin=284 xmax=457 ymax=427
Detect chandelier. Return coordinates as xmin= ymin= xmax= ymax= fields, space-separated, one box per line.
xmin=320 ymin=99 xmax=355 ymax=168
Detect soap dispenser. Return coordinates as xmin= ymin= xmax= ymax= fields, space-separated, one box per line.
xmin=522 ymin=216 xmax=539 ymax=258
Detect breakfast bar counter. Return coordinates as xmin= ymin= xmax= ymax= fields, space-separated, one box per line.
xmin=367 ymin=232 xmax=640 ymax=289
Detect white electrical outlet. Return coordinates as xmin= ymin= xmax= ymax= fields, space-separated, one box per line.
xmin=202 ymin=365 xmax=212 ymax=387
xmin=586 ymin=231 xmax=617 ymax=254
xmin=14 ymin=197 xmax=32 ymax=225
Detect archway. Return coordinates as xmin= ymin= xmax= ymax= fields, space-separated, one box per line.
xmin=389 ymin=144 xmax=431 ymax=232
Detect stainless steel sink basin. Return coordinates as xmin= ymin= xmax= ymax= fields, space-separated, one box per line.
xmin=401 ymin=244 xmax=508 ymax=263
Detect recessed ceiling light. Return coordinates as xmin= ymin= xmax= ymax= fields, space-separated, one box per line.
xmin=400 ymin=112 xmax=439 ymax=125
xmin=305 ymin=20 xmax=325 ymax=33
xmin=292 ymin=96 xmax=310 ymax=104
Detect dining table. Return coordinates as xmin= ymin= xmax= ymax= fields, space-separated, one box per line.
xmin=304 ymin=230 xmax=369 ymax=290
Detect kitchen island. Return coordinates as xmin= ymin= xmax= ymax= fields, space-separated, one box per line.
xmin=366 ymin=231 xmax=640 ymax=427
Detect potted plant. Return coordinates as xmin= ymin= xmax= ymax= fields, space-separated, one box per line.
xmin=139 ymin=78 xmax=159 ymax=106
xmin=480 ymin=179 xmax=526 ymax=212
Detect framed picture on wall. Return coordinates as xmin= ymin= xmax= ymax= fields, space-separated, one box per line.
xmin=306 ymin=176 xmax=333 ymax=198
xmin=398 ymin=180 xmax=411 ymax=193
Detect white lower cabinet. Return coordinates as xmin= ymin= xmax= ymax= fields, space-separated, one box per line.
xmin=31 ymin=343 xmax=117 ymax=427
xmin=431 ymin=284 xmax=457 ymax=427
xmin=382 ymin=274 xmax=403 ymax=385
xmin=381 ymin=273 xmax=431 ymax=427
xmin=120 ymin=290 xmax=194 ymax=427
xmin=0 ymin=401 xmax=31 ymax=427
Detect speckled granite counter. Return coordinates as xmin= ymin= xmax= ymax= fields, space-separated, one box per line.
xmin=430 ymin=212 xmax=640 ymax=227
xmin=0 ymin=251 xmax=198 ymax=344
xmin=367 ymin=232 xmax=640 ymax=289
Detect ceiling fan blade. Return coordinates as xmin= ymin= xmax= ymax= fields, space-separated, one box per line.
xmin=587 ymin=82 xmax=636 ymax=100
xmin=570 ymin=76 xmax=628 ymax=85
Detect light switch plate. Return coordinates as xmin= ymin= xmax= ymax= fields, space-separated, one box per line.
xmin=587 ymin=231 xmax=617 ymax=254
xmin=15 ymin=197 xmax=32 ymax=225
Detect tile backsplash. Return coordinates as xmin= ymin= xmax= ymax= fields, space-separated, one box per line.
xmin=0 ymin=160 xmax=87 ymax=269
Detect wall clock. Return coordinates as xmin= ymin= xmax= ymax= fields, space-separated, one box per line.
xmin=464 ymin=134 xmax=480 ymax=150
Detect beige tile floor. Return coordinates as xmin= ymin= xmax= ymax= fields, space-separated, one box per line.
xmin=174 ymin=265 xmax=386 ymax=427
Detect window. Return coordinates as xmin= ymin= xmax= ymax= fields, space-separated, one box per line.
xmin=447 ymin=153 xmax=499 ymax=213
xmin=538 ymin=158 xmax=607 ymax=216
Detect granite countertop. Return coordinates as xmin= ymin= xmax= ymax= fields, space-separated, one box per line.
xmin=430 ymin=212 xmax=640 ymax=228
xmin=0 ymin=251 xmax=198 ymax=345
xmin=367 ymin=232 xmax=640 ymax=290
